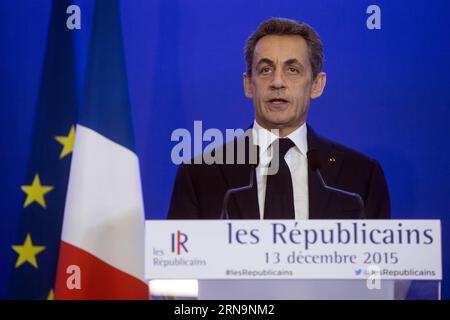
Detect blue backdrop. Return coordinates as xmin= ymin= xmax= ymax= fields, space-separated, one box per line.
xmin=1 ymin=0 xmax=449 ymax=299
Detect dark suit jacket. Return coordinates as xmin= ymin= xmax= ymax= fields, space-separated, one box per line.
xmin=167 ymin=124 xmax=390 ymax=220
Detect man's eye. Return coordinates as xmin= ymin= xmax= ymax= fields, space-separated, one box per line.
xmin=288 ymin=67 xmax=299 ymax=74
xmin=260 ymin=67 xmax=272 ymax=74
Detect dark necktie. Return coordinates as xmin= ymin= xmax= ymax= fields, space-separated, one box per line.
xmin=264 ymin=138 xmax=295 ymax=219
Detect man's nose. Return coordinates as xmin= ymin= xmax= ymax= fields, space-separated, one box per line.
xmin=270 ymin=69 xmax=286 ymax=90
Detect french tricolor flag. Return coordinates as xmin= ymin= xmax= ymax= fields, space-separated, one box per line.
xmin=55 ymin=0 xmax=149 ymax=299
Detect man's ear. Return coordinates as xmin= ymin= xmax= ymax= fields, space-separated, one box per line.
xmin=243 ymin=72 xmax=253 ymax=99
xmin=310 ymin=71 xmax=327 ymax=99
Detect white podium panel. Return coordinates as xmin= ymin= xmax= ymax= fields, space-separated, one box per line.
xmin=145 ymin=220 xmax=442 ymax=300
xmin=198 ymin=279 xmax=398 ymax=300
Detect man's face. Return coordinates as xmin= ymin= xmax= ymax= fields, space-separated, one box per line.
xmin=244 ymin=34 xmax=326 ymax=136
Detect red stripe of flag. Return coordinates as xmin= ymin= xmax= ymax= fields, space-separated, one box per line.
xmin=55 ymin=241 xmax=149 ymax=300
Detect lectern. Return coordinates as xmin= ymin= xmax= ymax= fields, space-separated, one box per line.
xmin=198 ymin=279 xmax=440 ymax=300
xmin=145 ymin=220 xmax=442 ymax=300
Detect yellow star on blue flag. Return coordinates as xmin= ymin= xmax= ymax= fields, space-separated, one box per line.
xmin=12 ymin=234 xmax=46 ymax=268
xmin=21 ymin=174 xmax=54 ymax=208
xmin=55 ymin=126 xmax=75 ymax=159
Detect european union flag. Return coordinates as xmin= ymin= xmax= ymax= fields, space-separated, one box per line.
xmin=6 ymin=0 xmax=77 ymax=299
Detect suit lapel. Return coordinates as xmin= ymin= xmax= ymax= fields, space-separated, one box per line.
xmin=220 ymin=163 xmax=259 ymax=219
xmin=218 ymin=124 xmax=345 ymax=219
xmin=307 ymin=125 xmax=344 ymax=219
xmin=219 ymin=130 xmax=260 ymax=219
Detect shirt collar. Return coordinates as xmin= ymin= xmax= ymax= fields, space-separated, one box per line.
xmin=252 ymin=120 xmax=308 ymax=156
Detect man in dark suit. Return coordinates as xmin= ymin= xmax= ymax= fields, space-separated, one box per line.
xmin=167 ymin=18 xmax=390 ymax=220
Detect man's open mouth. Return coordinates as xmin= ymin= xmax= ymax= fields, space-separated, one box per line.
xmin=267 ymin=98 xmax=289 ymax=105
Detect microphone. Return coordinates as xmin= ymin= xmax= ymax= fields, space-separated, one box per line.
xmin=219 ymin=142 xmax=259 ymax=220
xmin=307 ymin=149 xmax=366 ymax=219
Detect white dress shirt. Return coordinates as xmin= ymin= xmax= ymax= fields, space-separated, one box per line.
xmin=252 ymin=120 xmax=309 ymax=220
